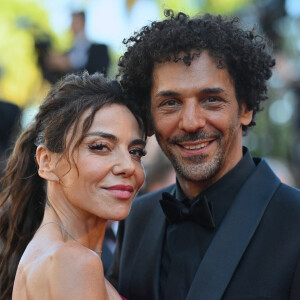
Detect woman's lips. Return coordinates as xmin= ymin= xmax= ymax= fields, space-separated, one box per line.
xmin=105 ymin=185 xmax=134 ymax=199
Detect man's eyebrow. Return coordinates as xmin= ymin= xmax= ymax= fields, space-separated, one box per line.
xmin=154 ymin=90 xmax=181 ymax=98
xmin=200 ymin=87 xmax=225 ymax=94
xmin=84 ymin=132 xmax=118 ymax=141
xmin=154 ymin=87 xmax=225 ymax=98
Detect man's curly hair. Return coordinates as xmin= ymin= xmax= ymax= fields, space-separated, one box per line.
xmin=118 ymin=9 xmax=276 ymax=134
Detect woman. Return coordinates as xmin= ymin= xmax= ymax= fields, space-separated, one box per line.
xmin=0 ymin=72 xmax=147 ymax=300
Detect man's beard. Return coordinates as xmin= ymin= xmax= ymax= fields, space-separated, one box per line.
xmin=154 ymin=129 xmax=233 ymax=183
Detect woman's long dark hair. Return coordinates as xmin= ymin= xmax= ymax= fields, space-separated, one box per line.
xmin=0 ymin=72 xmax=146 ymax=299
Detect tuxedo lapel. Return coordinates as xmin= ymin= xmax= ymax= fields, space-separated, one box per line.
xmin=186 ymin=159 xmax=281 ymax=300
xmin=128 ymin=187 xmax=175 ymax=300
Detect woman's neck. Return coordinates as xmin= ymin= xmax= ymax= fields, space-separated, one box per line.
xmin=42 ymin=204 xmax=106 ymax=255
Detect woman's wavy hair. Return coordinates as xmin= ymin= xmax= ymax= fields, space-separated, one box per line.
xmin=118 ymin=9 xmax=276 ymax=134
xmin=0 ymin=71 xmax=146 ymax=299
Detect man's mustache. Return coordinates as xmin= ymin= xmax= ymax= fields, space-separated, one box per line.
xmin=167 ymin=131 xmax=222 ymax=144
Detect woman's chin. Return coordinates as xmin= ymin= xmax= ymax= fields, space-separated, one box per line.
xmin=109 ymin=208 xmax=131 ymax=222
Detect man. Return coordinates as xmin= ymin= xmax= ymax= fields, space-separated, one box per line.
xmin=46 ymin=11 xmax=110 ymax=78
xmin=108 ymin=10 xmax=300 ymax=300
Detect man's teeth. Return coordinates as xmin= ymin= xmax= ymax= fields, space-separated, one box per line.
xmin=183 ymin=142 xmax=209 ymax=150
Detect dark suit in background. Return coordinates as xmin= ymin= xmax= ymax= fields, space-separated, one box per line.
xmin=0 ymin=100 xmax=21 ymax=176
xmin=85 ymin=43 xmax=110 ymax=76
xmin=102 ymin=224 xmax=117 ymax=275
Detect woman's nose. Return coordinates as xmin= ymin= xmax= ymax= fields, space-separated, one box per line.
xmin=112 ymin=152 xmax=135 ymax=177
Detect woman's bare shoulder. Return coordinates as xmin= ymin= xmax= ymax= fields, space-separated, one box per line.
xmin=47 ymin=241 xmax=109 ymax=300
xmin=15 ymin=241 xmax=111 ymax=300
xmin=14 ymin=239 xmax=122 ymax=300
xmin=13 ymin=241 xmax=66 ymax=300
xmin=51 ymin=241 xmax=101 ymax=262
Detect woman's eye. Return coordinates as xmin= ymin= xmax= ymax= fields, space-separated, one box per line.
xmin=88 ymin=143 xmax=109 ymax=151
xmin=129 ymin=148 xmax=147 ymax=160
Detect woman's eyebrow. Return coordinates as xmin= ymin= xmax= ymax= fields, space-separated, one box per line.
xmin=131 ymin=139 xmax=146 ymax=147
xmin=84 ymin=131 xmax=118 ymax=141
xmin=84 ymin=132 xmax=146 ymax=147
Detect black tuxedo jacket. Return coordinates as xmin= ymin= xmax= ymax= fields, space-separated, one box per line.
xmin=108 ymin=158 xmax=300 ymax=300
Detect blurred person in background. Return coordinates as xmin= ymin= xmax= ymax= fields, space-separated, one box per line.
xmin=108 ymin=9 xmax=300 ymax=300
xmin=0 ymin=67 xmax=21 ymax=178
xmin=140 ymin=147 xmax=175 ymax=195
xmin=45 ymin=11 xmax=110 ymax=80
xmin=0 ymin=100 xmax=21 ymax=177
xmin=0 ymin=72 xmax=146 ymax=300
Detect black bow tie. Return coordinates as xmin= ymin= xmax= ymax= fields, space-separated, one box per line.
xmin=160 ymin=192 xmax=215 ymax=229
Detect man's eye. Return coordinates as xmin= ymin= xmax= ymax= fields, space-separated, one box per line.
xmin=162 ymin=99 xmax=178 ymax=106
xmin=206 ymin=96 xmax=218 ymax=102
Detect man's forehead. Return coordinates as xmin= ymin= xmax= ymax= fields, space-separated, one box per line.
xmin=152 ymin=52 xmax=220 ymax=80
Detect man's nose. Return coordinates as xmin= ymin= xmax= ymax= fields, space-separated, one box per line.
xmin=179 ymin=100 xmax=206 ymax=132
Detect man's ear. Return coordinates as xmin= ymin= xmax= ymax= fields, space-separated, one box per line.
xmin=240 ymin=102 xmax=253 ymax=127
xmin=36 ymin=145 xmax=59 ymax=182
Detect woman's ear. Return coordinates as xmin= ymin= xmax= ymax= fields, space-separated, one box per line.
xmin=36 ymin=145 xmax=59 ymax=182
